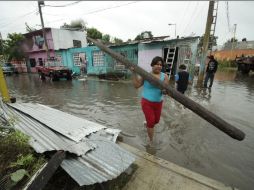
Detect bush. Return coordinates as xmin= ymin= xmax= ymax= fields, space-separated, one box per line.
xmin=218 ymin=59 xmax=237 ymax=69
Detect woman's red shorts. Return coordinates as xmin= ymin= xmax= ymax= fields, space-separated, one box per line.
xmin=141 ymin=98 xmax=163 ymax=128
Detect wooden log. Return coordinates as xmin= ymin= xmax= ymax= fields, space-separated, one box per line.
xmin=87 ymin=37 xmax=245 ymax=141
xmin=25 ymin=151 xmax=66 ymax=190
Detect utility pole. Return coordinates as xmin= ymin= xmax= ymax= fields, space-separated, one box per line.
xmin=38 ymin=1 xmax=50 ymax=60
xmin=230 ymin=24 xmax=237 ymax=59
xmin=197 ymin=1 xmax=215 ymax=86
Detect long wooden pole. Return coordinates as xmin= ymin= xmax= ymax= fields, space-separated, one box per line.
xmin=87 ymin=37 xmax=245 ymax=141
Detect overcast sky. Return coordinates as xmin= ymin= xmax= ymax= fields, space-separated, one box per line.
xmin=0 ymin=1 xmax=253 ymax=45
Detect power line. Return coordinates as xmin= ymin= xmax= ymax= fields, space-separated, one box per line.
xmin=182 ymin=1 xmax=200 ymax=35
xmin=225 ymin=1 xmax=231 ymax=32
xmin=81 ymin=1 xmax=138 ymax=16
xmin=177 ymin=1 xmax=191 ymax=36
xmin=45 ymin=1 xmax=139 ymax=25
xmin=44 ymin=1 xmax=81 ymax=8
xmin=0 ymin=10 xmax=37 ymax=28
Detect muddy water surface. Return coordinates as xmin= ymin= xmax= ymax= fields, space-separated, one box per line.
xmin=5 ymin=70 xmax=254 ymax=190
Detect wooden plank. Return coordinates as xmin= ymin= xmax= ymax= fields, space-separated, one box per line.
xmin=87 ymin=37 xmax=245 ymax=141
xmin=25 ymin=151 xmax=66 ymax=190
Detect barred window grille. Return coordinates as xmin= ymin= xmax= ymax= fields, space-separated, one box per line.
xmin=92 ymin=51 xmax=104 ymax=66
xmin=73 ymin=53 xmax=81 ymax=66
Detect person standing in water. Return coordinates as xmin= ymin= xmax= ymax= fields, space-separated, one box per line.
xmin=175 ymin=64 xmax=191 ymax=94
xmin=132 ymin=56 xmax=169 ymax=146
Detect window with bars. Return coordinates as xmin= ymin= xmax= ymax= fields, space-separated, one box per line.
xmin=92 ymin=51 xmax=104 ymax=66
xmin=56 ymin=54 xmax=62 ymax=65
xmin=73 ymin=53 xmax=81 ymax=66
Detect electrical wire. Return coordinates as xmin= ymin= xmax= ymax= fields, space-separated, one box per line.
xmin=177 ymin=1 xmax=191 ymax=36
xmin=44 ymin=1 xmax=81 ymax=8
xmin=0 ymin=10 xmax=37 ymax=28
xmin=45 ymin=1 xmax=139 ymax=25
xmin=182 ymin=1 xmax=200 ymax=36
xmin=225 ymin=1 xmax=231 ymax=32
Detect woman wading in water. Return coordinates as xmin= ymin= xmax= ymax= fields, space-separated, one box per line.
xmin=132 ymin=56 xmax=169 ymax=146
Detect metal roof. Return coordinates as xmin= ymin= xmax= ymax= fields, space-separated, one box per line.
xmin=1 ymin=102 xmax=94 ymax=156
xmin=0 ymin=101 xmax=135 ymax=186
xmin=9 ymin=103 xmax=106 ymax=142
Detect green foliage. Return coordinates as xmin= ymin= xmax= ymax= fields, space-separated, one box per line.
xmin=3 ymin=33 xmax=25 ymax=61
xmin=198 ymin=34 xmax=218 ymax=50
xmin=0 ymin=39 xmax=4 ymax=55
xmin=60 ymin=19 xmax=87 ymax=31
xmin=7 ymin=130 xmax=30 ymax=146
xmin=113 ymin=37 xmax=123 ymax=44
xmin=102 ymin=34 xmax=111 ymax=43
xmin=0 ymin=130 xmax=46 ymax=189
xmin=135 ymin=31 xmax=153 ymax=40
xmin=10 ymin=154 xmax=35 ymax=168
xmin=218 ymin=59 xmax=237 ymax=69
xmin=87 ymin=27 xmax=103 ymax=40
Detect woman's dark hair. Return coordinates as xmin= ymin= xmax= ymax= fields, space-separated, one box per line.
xmin=179 ymin=64 xmax=187 ymax=70
xmin=151 ymin=56 xmax=164 ymax=66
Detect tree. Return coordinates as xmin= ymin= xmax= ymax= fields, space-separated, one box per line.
xmin=60 ymin=19 xmax=87 ymax=31
xmin=102 ymin=34 xmax=111 ymax=43
xmin=134 ymin=31 xmax=153 ymax=41
xmin=112 ymin=37 xmax=123 ymax=44
xmin=3 ymin=33 xmax=26 ymax=61
xmin=87 ymin=27 xmax=103 ymax=40
xmin=198 ymin=34 xmax=218 ymax=50
xmin=230 ymin=38 xmax=238 ymax=43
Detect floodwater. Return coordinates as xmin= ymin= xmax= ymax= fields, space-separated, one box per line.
xmin=4 ymin=70 xmax=254 ymax=190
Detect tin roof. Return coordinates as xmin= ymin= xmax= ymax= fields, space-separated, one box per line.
xmin=0 ymin=101 xmax=135 ymax=186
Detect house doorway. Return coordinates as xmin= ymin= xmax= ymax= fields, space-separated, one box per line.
xmin=163 ymin=47 xmax=178 ymax=78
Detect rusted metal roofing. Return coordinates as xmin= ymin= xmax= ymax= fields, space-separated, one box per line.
xmin=0 ymin=101 xmax=135 ymax=186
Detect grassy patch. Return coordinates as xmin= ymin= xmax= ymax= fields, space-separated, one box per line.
xmin=0 ymin=129 xmax=46 ymax=189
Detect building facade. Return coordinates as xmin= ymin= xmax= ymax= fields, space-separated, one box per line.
xmin=21 ymin=28 xmax=87 ymax=72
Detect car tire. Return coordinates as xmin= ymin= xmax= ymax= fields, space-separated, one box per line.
xmin=50 ymin=73 xmax=58 ymax=81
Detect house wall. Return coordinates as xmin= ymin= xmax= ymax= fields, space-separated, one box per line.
xmin=57 ymin=46 xmax=102 ymax=75
xmin=22 ymin=28 xmax=87 ymax=73
xmin=51 ymin=28 xmax=87 ymax=50
xmin=138 ymin=38 xmax=199 ymax=79
xmin=213 ymin=49 xmax=254 ymax=61
xmin=105 ymin=44 xmax=138 ymax=76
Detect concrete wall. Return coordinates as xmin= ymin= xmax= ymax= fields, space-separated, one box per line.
xmin=51 ymin=28 xmax=87 ymax=50
xmin=213 ymin=49 xmax=254 ymax=61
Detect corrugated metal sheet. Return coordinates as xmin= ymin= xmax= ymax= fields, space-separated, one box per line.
xmin=0 ymin=101 xmax=135 ymax=186
xmin=1 ymin=102 xmax=93 ymax=155
xmin=62 ymin=134 xmax=135 ymax=186
xmin=9 ymin=103 xmax=106 ymax=142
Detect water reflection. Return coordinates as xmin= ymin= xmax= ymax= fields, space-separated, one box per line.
xmin=4 ymin=70 xmax=254 ymax=190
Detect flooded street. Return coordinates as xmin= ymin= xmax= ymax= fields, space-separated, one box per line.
xmin=5 ymin=70 xmax=254 ymax=190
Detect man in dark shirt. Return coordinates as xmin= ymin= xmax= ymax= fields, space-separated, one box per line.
xmin=204 ymin=55 xmax=218 ymax=88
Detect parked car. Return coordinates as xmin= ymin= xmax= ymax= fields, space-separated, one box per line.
xmin=1 ymin=63 xmax=15 ymax=75
xmin=36 ymin=61 xmax=72 ymax=81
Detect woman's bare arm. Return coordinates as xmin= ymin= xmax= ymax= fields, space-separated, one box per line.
xmin=132 ymin=73 xmax=144 ymax=89
xmin=164 ymin=74 xmax=169 ymax=86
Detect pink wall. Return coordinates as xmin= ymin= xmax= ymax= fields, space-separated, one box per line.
xmin=22 ymin=29 xmax=55 ymax=61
